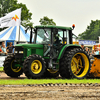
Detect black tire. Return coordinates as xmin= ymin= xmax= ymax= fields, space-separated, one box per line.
xmin=23 ymin=54 xmax=46 ymax=79
xmin=44 ymin=69 xmax=59 ymax=78
xmin=59 ymin=48 xmax=91 ymax=79
xmin=3 ymin=54 xmax=23 ymax=77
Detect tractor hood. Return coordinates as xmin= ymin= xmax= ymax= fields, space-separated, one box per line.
xmin=15 ymin=44 xmax=43 ymax=49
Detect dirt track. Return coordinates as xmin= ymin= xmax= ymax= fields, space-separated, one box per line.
xmin=0 ymin=72 xmax=100 ymax=100
xmin=0 ymin=85 xmax=100 ymax=100
xmin=0 ymin=71 xmax=25 ymax=79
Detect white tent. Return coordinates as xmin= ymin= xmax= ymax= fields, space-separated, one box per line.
xmin=0 ymin=25 xmax=30 ymax=46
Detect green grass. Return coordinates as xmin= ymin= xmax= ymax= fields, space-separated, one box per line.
xmin=0 ymin=66 xmax=100 ymax=85
xmin=0 ymin=78 xmax=100 ymax=85
xmin=0 ymin=67 xmax=3 ymax=71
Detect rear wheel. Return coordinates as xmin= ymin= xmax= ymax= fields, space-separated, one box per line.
xmin=3 ymin=54 xmax=23 ymax=77
xmin=23 ymin=54 xmax=46 ymax=79
xmin=59 ymin=48 xmax=91 ymax=79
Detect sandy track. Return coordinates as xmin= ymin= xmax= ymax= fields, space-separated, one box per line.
xmin=0 ymin=72 xmax=25 ymax=79
xmin=0 ymin=85 xmax=100 ymax=100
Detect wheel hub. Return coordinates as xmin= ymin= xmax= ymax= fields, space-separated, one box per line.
xmin=31 ymin=60 xmax=42 ymax=74
xmin=71 ymin=56 xmax=82 ymax=75
xmin=11 ymin=60 xmax=21 ymax=72
xmin=33 ymin=63 xmax=39 ymax=70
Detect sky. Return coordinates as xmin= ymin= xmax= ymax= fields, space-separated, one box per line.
xmin=17 ymin=0 xmax=100 ymax=36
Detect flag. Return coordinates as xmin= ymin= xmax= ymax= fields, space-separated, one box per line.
xmin=0 ymin=8 xmax=21 ymax=28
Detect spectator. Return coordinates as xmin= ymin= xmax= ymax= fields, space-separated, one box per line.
xmin=94 ymin=47 xmax=99 ymax=55
xmin=88 ymin=48 xmax=91 ymax=55
xmin=7 ymin=42 xmax=14 ymax=53
xmin=91 ymin=49 xmax=94 ymax=55
xmin=81 ymin=44 xmax=85 ymax=50
xmin=85 ymin=47 xmax=88 ymax=51
xmin=1 ymin=42 xmax=4 ymax=48
xmin=0 ymin=46 xmax=3 ymax=54
xmin=89 ymin=49 xmax=94 ymax=59
xmin=1 ymin=44 xmax=7 ymax=55
xmin=85 ymin=47 xmax=90 ymax=55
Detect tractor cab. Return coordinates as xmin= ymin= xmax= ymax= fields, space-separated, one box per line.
xmin=34 ymin=25 xmax=73 ymax=44
xmin=33 ymin=25 xmax=73 ymax=59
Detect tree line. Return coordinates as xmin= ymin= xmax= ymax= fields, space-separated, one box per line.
xmin=78 ymin=20 xmax=100 ymax=40
xmin=0 ymin=0 xmax=33 ymax=29
xmin=0 ymin=0 xmax=56 ymax=31
xmin=0 ymin=0 xmax=100 ymax=41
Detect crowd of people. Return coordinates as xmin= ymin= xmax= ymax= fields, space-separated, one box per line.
xmin=81 ymin=44 xmax=100 ymax=56
xmin=0 ymin=42 xmax=14 ymax=56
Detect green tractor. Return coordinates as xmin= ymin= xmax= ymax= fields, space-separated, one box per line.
xmin=3 ymin=25 xmax=91 ymax=79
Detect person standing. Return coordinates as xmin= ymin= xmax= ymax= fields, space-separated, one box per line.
xmin=85 ymin=47 xmax=90 ymax=55
xmin=1 ymin=44 xmax=7 ymax=55
xmin=0 ymin=46 xmax=3 ymax=54
xmin=81 ymin=44 xmax=85 ymax=50
xmin=7 ymin=42 xmax=14 ymax=53
xmin=1 ymin=42 xmax=4 ymax=48
xmin=94 ymin=47 xmax=99 ymax=55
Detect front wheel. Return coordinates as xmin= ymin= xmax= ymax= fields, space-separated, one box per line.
xmin=3 ymin=54 xmax=23 ymax=77
xmin=23 ymin=54 xmax=46 ymax=79
xmin=59 ymin=48 xmax=91 ymax=79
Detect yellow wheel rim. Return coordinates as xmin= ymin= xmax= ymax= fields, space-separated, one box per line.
xmin=11 ymin=60 xmax=21 ymax=72
xmin=71 ymin=53 xmax=89 ymax=78
xmin=47 ymin=69 xmax=58 ymax=74
xmin=71 ymin=56 xmax=82 ymax=75
xmin=31 ymin=60 xmax=42 ymax=74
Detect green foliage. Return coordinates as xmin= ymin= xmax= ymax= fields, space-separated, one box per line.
xmin=78 ymin=20 xmax=100 ymax=40
xmin=39 ymin=16 xmax=56 ymax=25
xmin=0 ymin=0 xmax=33 ymax=30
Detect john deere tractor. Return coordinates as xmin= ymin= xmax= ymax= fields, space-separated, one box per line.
xmin=3 ymin=25 xmax=91 ymax=79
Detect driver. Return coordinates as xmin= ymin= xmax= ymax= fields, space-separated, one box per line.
xmin=54 ymin=33 xmax=60 ymax=44
xmin=53 ymin=29 xmax=61 ymax=45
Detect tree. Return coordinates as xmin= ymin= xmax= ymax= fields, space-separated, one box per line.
xmin=0 ymin=0 xmax=33 ymax=29
xmin=39 ymin=16 xmax=56 ymax=25
xmin=78 ymin=20 xmax=100 ymax=40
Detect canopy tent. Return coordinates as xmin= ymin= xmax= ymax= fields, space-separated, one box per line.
xmin=0 ymin=25 xmax=30 ymax=46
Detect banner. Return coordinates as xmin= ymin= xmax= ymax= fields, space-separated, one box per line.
xmin=79 ymin=40 xmax=96 ymax=45
xmin=0 ymin=8 xmax=21 ymax=28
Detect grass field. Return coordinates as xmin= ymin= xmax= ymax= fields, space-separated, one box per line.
xmin=0 ymin=67 xmax=100 ymax=85
xmin=0 ymin=67 xmax=3 ymax=71
xmin=0 ymin=78 xmax=100 ymax=85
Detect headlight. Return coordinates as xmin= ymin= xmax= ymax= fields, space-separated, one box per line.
xmin=19 ymin=51 xmax=23 ymax=53
xmin=15 ymin=51 xmax=23 ymax=53
xmin=15 ymin=51 xmax=18 ymax=53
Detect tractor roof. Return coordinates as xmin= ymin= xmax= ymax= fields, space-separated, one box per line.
xmin=34 ymin=25 xmax=72 ymax=30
